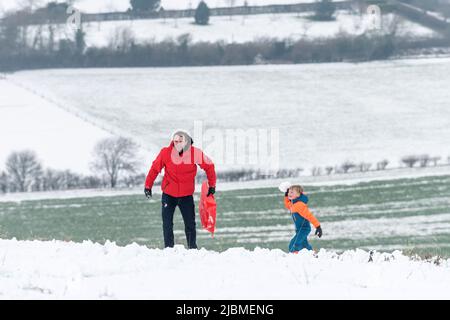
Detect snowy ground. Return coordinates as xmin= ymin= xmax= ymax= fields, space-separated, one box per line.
xmin=22 ymin=11 xmax=436 ymax=49
xmin=0 ymin=239 xmax=448 ymax=299
xmin=8 ymin=57 xmax=450 ymax=174
xmin=84 ymin=11 xmax=437 ymax=46
xmin=0 ymin=77 xmax=112 ymax=174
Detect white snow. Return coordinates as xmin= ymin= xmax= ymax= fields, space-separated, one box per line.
xmin=0 ymin=77 xmax=112 ymax=174
xmin=9 ymin=57 xmax=450 ymax=175
xmin=0 ymin=239 xmax=448 ymax=299
xmin=22 ymin=11 xmax=436 ymax=49
xmin=0 ymin=0 xmax=345 ymax=16
xmin=88 ymin=12 xmax=435 ymax=45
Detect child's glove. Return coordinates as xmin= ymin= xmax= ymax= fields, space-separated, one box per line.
xmin=315 ymin=225 xmax=322 ymax=238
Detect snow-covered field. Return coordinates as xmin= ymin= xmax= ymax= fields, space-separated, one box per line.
xmin=23 ymin=11 xmax=436 ymax=49
xmin=0 ymin=77 xmax=112 ymax=174
xmin=3 ymin=0 xmax=438 ymax=47
xmin=0 ymin=0 xmax=347 ymax=16
xmin=7 ymin=57 xmax=450 ymax=174
xmin=85 ymin=12 xmax=436 ymax=46
xmin=0 ymin=239 xmax=448 ymax=299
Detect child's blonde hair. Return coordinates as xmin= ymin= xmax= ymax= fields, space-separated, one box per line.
xmin=289 ymin=185 xmax=304 ymax=194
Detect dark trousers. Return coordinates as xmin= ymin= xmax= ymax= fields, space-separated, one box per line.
xmin=161 ymin=192 xmax=197 ymax=249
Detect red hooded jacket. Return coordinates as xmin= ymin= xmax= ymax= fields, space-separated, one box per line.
xmin=145 ymin=142 xmax=216 ymax=197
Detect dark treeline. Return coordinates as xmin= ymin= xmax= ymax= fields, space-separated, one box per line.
xmin=2 ymin=0 xmax=450 ymax=71
xmin=2 ymin=25 xmax=450 ymax=72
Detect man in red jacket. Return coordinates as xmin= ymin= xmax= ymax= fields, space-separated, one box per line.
xmin=144 ymin=130 xmax=216 ymax=249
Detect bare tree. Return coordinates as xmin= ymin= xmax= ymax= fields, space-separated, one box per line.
xmin=401 ymin=155 xmax=419 ymax=168
xmin=311 ymin=167 xmax=322 ymax=176
xmin=341 ymin=161 xmax=356 ymax=173
xmin=42 ymin=168 xmax=63 ymax=191
xmin=376 ymin=159 xmax=389 ymax=170
xmin=108 ymin=26 xmax=135 ymax=52
xmin=419 ymin=154 xmax=431 ymax=167
xmin=325 ymin=166 xmax=333 ymax=175
xmin=358 ymin=162 xmax=372 ymax=172
xmin=91 ymin=137 xmax=139 ymax=188
xmin=0 ymin=171 xmax=8 ymax=193
xmin=430 ymin=156 xmax=441 ymax=166
xmin=6 ymin=150 xmax=43 ymax=192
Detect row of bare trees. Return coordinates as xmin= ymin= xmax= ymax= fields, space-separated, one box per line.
xmin=0 ymin=137 xmax=141 ymax=193
xmin=195 ymin=167 xmax=305 ymax=183
xmin=311 ymin=160 xmax=389 ymax=176
xmin=2 ymin=140 xmax=449 ymax=193
xmin=310 ymin=154 xmax=449 ymax=176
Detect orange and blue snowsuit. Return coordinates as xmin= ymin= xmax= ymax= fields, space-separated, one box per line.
xmin=284 ymin=193 xmax=320 ymax=252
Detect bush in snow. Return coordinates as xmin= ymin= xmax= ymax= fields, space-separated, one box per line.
xmin=195 ymin=1 xmax=210 ymax=26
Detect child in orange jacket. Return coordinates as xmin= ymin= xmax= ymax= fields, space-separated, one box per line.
xmin=283 ymin=184 xmax=322 ymax=253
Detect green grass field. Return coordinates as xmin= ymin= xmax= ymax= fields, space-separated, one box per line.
xmin=1 ymin=175 xmax=450 ymax=257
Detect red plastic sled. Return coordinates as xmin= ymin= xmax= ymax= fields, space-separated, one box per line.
xmin=199 ymin=180 xmax=217 ymax=238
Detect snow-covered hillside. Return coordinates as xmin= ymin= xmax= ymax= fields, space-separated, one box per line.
xmin=0 ymin=239 xmax=448 ymax=299
xmin=2 ymin=0 xmax=438 ymax=46
xmin=0 ymin=0 xmax=346 ymax=16
xmin=32 ymin=11 xmax=432 ymax=48
xmin=0 ymin=77 xmax=113 ymax=174
xmin=9 ymin=57 xmax=450 ymax=174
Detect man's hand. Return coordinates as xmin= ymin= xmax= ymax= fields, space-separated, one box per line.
xmin=207 ymin=186 xmax=215 ymax=197
xmin=315 ymin=225 xmax=322 ymax=238
xmin=144 ymin=188 xmax=152 ymax=199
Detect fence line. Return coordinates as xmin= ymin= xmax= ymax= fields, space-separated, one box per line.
xmin=2 ymin=1 xmax=353 ymax=26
